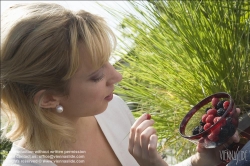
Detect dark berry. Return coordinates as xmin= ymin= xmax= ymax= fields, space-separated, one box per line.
xmin=216 ymin=100 xmax=226 ymax=109
xmin=226 ymin=117 xmax=232 ymax=124
xmin=227 ymin=123 xmax=236 ymax=137
xmin=219 ymin=126 xmax=229 ymax=138
xmin=217 ymin=108 xmax=225 ymax=116
xmin=199 ymin=126 xmax=205 ymax=133
xmin=192 ymin=126 xmax=200 ymax=135
xmin=200 ymin=120 xmax=205 ymax=126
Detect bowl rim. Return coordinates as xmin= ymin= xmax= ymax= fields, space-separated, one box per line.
xmin=179 ymin=92 xmax=235 ymax=139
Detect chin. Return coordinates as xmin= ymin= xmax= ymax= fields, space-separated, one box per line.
xmin=95 ymin=104 xmax=109 ymax=115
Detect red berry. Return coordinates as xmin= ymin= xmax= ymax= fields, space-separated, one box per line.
xmin=211 ymin=97 xmax=220 ymax=107
xmin=202 ymin=114 xmax=208 ymax=123
xmin=207 ymin=108 xmax=217 ymax=116
xmin=223 ymin=101 xmax=230 ymax=110
xmin=204 ymin=123 xmax=212 ymax=130
xmin=213 ymin=117 xmax=220 ymax=124
xmin=146 ymin=113 xmax=151 ymax=120
xmin=211 ymin=125 xmax=221 ymax=135
xmin=208 ymin=133 xmax=219 ymax=142
xmin=206 ymin=115 xmax=215 ymax=124
xmin=218 ymin=117 xmax=226 ymax=126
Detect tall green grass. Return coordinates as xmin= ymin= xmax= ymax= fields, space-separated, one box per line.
xmin=103 ymin=0 xmax=250 ymax=162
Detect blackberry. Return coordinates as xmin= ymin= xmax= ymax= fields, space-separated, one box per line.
xmin=200 ymin=120 xmax=206 ymax=126
xmin=219 ymin=126 xmax=229 ymax=138
xmin=216 ymin=100 xmax=226 ymax=109
xmin=217 ymin=108 xmax=225 ymax=116
xmin=227 ymin=123 xmax=236 ymax=137
xmin=226 ymin=117 xmax=232 ymax=124
xmin=199 ymin=126 xmax=205 ymax=133
xmin=192 ymin=126 xmax=200 ymax=135
xmin=218 ymin=123 xmax=236 ymax=141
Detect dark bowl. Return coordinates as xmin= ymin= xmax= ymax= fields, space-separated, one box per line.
xmin=179 ymin=92 xmax=238 ymax=148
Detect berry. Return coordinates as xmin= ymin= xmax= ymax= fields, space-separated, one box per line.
xmin=207 ymin=108 xmax=217 ymax=116
xmin=213 ymin=117 xmax=221 ymax=124
xmin=202 ymin=114 xmax=208 ymax=123
xmin=205 ymin=107 xmax=212 ymax=113
xmin=218 ymin=117 xmax=226 ymax=126
xmin=211 ymin=97 xmax=220 ymax=107
xmin=146 ymin=113 xmax=151 ymax=120
xmin=226 ymin=117 xmax=232 ymax=124
xmin=199 ymin=126 xmax=205 ymax=133
xmin=206 ymin=115 xmax=215 ymax=124
xmin=204 ymin=123 xmax=212 ymax=130
xmin=219 ymin=125 xmax=229 ymax=138
xmin=223 ymin=101 xmax=230 ymax=110
xmin=217 ymin=108 xmax=225 ymax=116
xmin=211 ymin=125 xmax=221 ymax=135
xmin=200 ymin=120 xmax=206 ymax=126
xmin=192 ymin=126 xmax=200 ymax=135
xmin=216 ymin=100 xmax=226 ymax=109
xmin=227 ymin=123 xmax=236 ymax=137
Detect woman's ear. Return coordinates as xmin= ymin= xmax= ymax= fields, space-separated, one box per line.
xmin=34 ymin=90 xmax=60 ymax=109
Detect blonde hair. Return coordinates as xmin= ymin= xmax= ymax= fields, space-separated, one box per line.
xmin=1 ymin=2 xmax=116 ymax=151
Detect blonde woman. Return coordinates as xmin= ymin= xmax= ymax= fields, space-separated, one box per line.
xmin=1 ymin=2 xmax=244 ymax=166
xmin=1 ymin=2 xmax=138 ymax=166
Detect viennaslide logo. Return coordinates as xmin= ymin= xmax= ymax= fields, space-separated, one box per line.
xmin=220 ymin=146 xmax=248 ymax=165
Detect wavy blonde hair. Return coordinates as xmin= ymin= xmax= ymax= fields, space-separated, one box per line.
xmin=1 ymin=2 xmax=116 ymax=151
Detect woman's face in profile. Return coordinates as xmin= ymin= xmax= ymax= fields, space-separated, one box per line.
xmin=58 ymin=44 xmax=122 ymax=118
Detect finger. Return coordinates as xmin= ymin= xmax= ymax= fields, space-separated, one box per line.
xmin=236 ymin=108 xmax=240 ymax=115
xmin=148 ymin=134 xmax=159 ymax=161
xmin=196 ymin=142 xmax=206 ymax=153
xmin=129 ymin=113 xmax=149 ymax=153
xmin=133 ymin=120 xmax=155 ymax=156
xmin=231 ymin=130 xmax=240 ymax=143
xmin=140 ymin=127 xmax=156 ymax=159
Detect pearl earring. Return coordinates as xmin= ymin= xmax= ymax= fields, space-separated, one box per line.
xmin=56 ymin=105 xmax=63 ymax=113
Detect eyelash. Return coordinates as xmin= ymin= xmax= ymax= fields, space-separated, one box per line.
xmin=92 ymin=74 xmax=104 ymax=82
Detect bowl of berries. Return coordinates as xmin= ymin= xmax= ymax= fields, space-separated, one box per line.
xmin=179 ymin=92 xmax=238 ymax=148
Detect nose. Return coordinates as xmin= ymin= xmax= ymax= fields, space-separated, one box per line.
xmin=106 ymin=63 xmax=122 ymax=86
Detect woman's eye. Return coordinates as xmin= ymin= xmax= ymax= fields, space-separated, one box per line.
xmin=91 ymin=74 xmax=104 ymax=82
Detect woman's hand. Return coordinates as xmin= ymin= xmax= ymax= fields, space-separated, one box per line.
xmin=191 ymin=108 xmax=241 ymax=166
xmin=128 ymin=113 xmax=168 ymax=166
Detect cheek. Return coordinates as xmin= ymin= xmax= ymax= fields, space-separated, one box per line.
xmin=69 ymin=83 xmax=104 ymax=104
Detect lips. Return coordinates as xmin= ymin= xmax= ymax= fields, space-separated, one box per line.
xmin=105 ymin=93 xmax=113 ymax=101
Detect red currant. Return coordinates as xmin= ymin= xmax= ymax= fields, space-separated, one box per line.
xmin=211 ymin=97 xmax=220 ymax=108
xmin=223 ymin=101 xmax=230 ymax=110
xmin=146 ymin=113 xmax=151 ymax=120
xmin=207 ymin=108 xmax=217 ymax=116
